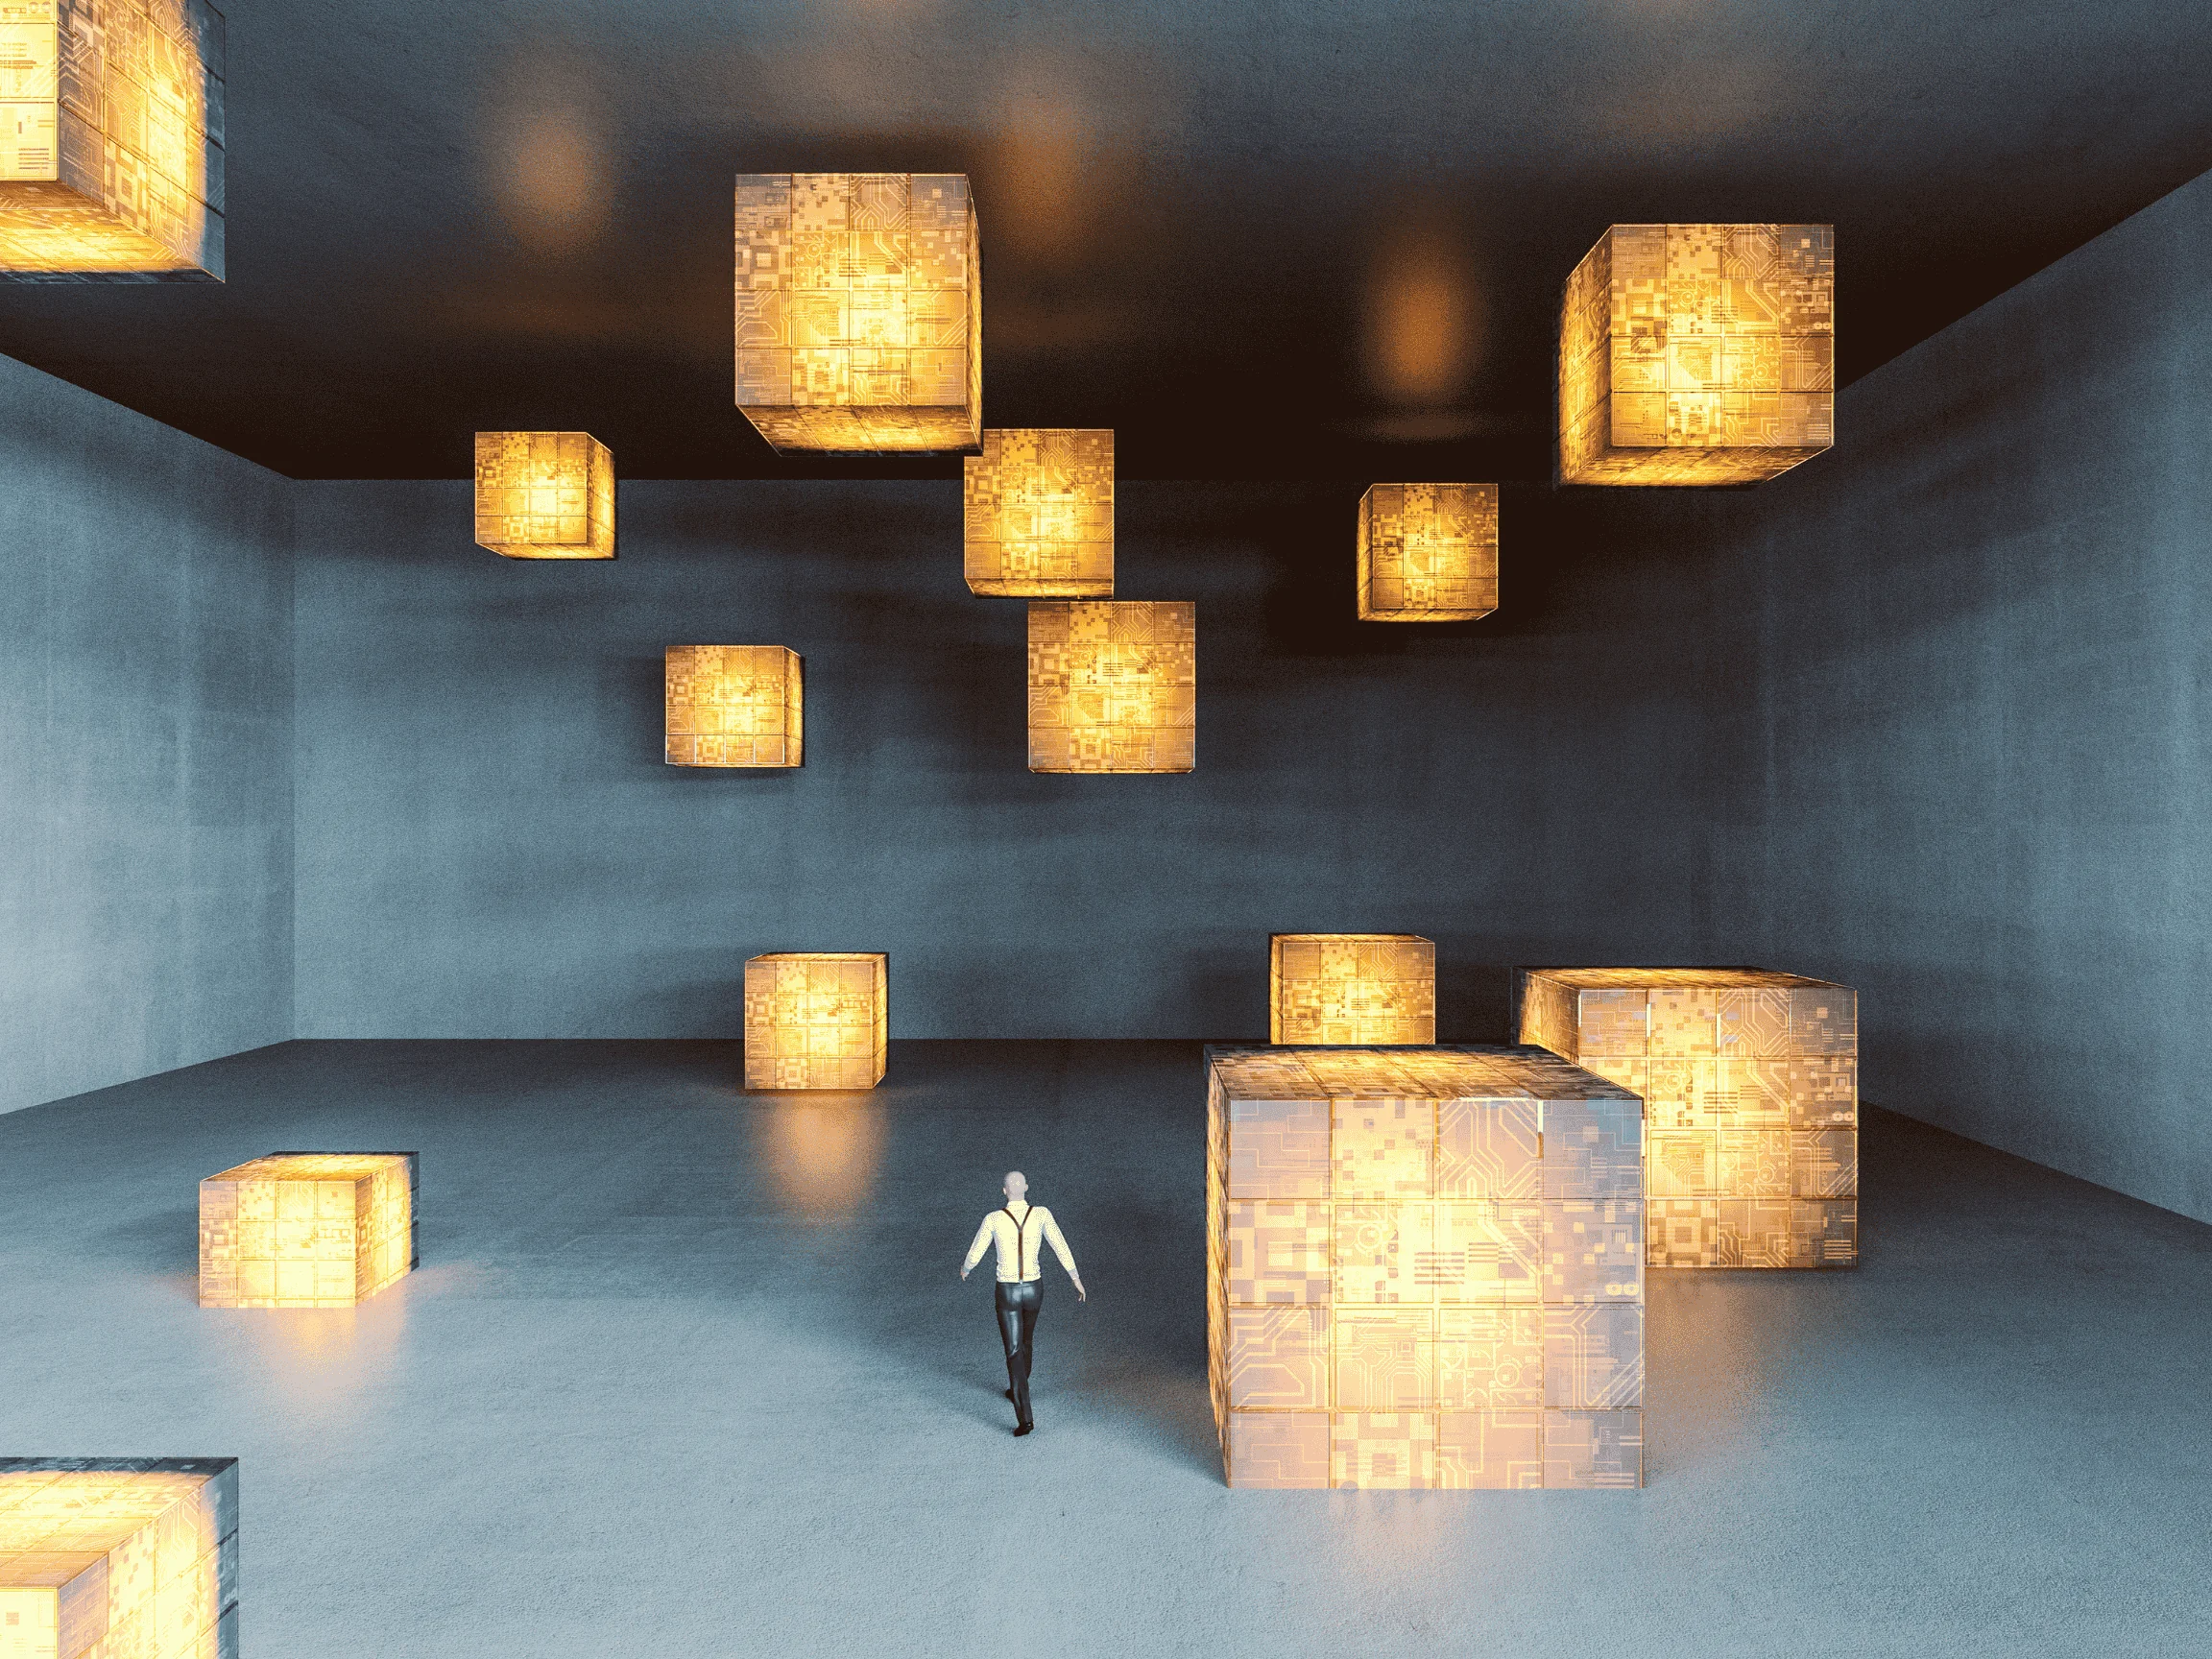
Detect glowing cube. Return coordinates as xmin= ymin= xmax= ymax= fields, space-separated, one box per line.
xmin=0 ymin=0 xmax=225 ymax=281
xmin=743 ymin=952 xmax=888 ymax=1090
xmin=1270 ymin=933 xmax=1435 ymax=1046
xmin=665 ymin=646 xmax=802 ymax=767
xmin=198 ymin=1152 xmax=417 ymax=1309
xmin=1518 ymin=967 xmax=1858 ymax=1267
xmin=1207 ymin=1046 xmax=1644 ymax=1489
xmin=964 ymin=429 xmax=1115 ymax=597
xmin=733 ymin=172 xmax=980 ymax=455
xmin=472 ymin=432 xmax=615 ymax=560
xmin=1027 ymin=600 xmax=1196 ymax=774
xmin=1357 ymin=485 xmax=1498 ymax=621
xmin=0 ymin=1458 xmax=238 ymax=1658
xmin=1559 ymin=224 xmax=1833 ymax=485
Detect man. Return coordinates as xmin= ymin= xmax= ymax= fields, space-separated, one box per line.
xmin=960 ymin=1170 xmax=1085 ymax=1436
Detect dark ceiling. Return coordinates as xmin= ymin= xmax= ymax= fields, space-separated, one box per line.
xmin=4 ymin=0 xmax=2210 ymax=481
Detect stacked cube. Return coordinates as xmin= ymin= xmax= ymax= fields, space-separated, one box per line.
xmin=742 ymin=952 xmax=889 ymax=1090
xmin=1207 ymin=1046 xmax=1644 ymax=1489
xmin=198 ymin=1152 xmax=418 ymax=1309
xmin=1518 ymin=968 xmax=1857 ymax=1267
xmin=0 ymin=1458 xmax=238 ymax=1658
xmin=1268 ymin=934 xmax=1435 ymax=1046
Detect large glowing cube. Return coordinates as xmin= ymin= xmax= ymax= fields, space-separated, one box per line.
xmin=1027 ymin=600 xmax=1196 ymax=774
xmin=0 ymin=1458 xmax=238 ymax=1658
xmin=1559 ymin=224 xmax=1833 ymax=486
xmin=743 ymin=952 xmax=888 ymax=1090
xmin=1207 ymin=1046 xmax=1644 ymax=1489
xmin=1269 ymin=934 xmax=1435 ymax=1046
xmin=198 ymin=1152 xmax=418 ymax=1309
xmin=1518 ymin=968 xmax=1857 ymax=1267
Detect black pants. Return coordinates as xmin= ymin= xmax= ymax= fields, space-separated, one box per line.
xmin=995 ymin=1279 xmax=1043 ymax=1426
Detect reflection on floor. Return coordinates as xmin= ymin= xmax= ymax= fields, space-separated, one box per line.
xmin=2 ymin=1040 xmax=2207 ymax=1656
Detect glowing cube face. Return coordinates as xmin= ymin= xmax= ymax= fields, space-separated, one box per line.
xmin=0 ymin=0 xmax=225 ymax=281
xmin=664 ymin=646 xmax=802 ymax=767
xmin=0 ymin=1458 xmax=238 ymax=1659
xmin=1357 ymin=485 xmax=1498 ymax=621
xmin=1270 ymin=934 xmax=1436 ymax=1046
xmin=1559 ymin=224 xmax=1834 ymax=485
xmin=472 ymin=432 xmax=615 ymax=560
xmin=1518 ymin=968 xmax=1858 ymax=1267
xmin=197 ymin=1153 xmax=418 ymax=1309
xmin=733 ymin=173 xmax=980 ymax=455
xmin=743 ymin=952 xmax=888 ymax=1090
xmin=964 ymin=428 xmax=1115 ymax=597
xmin=1026 ymin=600 xmax=1196 ymax=774
xmin=1206 ymin=1046 xmax=1645 ymax=1489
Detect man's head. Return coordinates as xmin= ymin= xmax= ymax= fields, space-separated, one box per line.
xmin=1003 ymin=1170 xmax=1028 ymax=1202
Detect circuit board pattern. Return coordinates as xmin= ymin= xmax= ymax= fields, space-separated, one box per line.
xmin=964 ymin=428 xmax=1114 ymax=596
xmin=1270 ymin=933 xmax=1435 ymax=1046
xmin=733 ymin=172 xmax=980 ymax=454
xmin=742 ymin=952 xmax=888 ymax=1090
xmin=665 ymin=645 xmax=802 ymax=767
xmin=0 ymin=1459 xmax=238 ymax=1658
xmin=1518 ymin=968 xmax=1858 ymax=1267
xmin=198 ymin=1152 xmax=418 ymax=1310
xmin=1357 ymin=484 xmax=1499 ymax=621
xmin=1208 ymin=1045 xmax=1645 ymax=1489
xmin=1027 ymin=601 xmax=1196 ymax=773
xmin=472 ymin=431 xmax=615 ymax=560
xmin=0 ymin=0 xmax=224 ymax=280
xmin=1559 ymin=224 xmax=1833 ymax=485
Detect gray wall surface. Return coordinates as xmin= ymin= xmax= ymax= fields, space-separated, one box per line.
xmin=0 ymin=352 xmax=294 ymax=1116
xmin=1707 ymin=169 xmax=2212 ymax=1222
xmin=291 ymin=479 xmax=1733 ymax=1044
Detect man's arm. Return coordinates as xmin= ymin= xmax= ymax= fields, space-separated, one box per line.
xmin=1042 ymin=1210 xmax=1086 ymax=1300
xmin=959 ymin=1215 xmax=996 ymax=1280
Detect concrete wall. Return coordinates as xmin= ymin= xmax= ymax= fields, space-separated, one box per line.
xmin=1709 ymin=169 xmax=2212 ymax=1222
xmin=0 ymin=352 xmax=294 ymax=1115
xmin=291 ymin=480 xmax=1732 ymax=1042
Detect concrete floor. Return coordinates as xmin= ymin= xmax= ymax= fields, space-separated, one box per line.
xmin=3 ymin=1040 xmax=2208 ymax=1657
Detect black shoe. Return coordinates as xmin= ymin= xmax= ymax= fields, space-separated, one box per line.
xmin=1013 ymin=1422 xmax=1034 ymax=1437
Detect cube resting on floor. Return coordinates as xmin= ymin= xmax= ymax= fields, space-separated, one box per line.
xmin=1518 ymin=968 xmax=1858 ymax=1267
xmin=198 ymin=1152 xmax=418 ymax=1309
xmin=743 ymin=952 xmax=889 ymax=1090
xmin=1207 ymin=1046 xmax=1646 ymax=1489
xmin=0 ymin=1458 xmax=238 ymax=1659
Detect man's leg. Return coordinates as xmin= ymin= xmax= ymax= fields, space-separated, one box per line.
xmin=997 ymin=1283 xmax=1028 ymax=1427
xmin=1016 ymin=1286 xmax=1043 ymax=1428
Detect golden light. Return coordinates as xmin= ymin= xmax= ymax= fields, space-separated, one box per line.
xmin=665 ymin=646 xmax=802 ymax=768
xmin=1364 ymin=224 xmax=1476 ymax=406
xmin=198 ymin=1152 xmax=418 ymax=1309
xmin=1027 ymin=600 xmax=1195 ymax=774
xmin=757 ymin=1095 xmax=889 ymax=1219
xmin=1270 ymin=934 xmax=1436 ymax=1046
xmin=472 ymin=431 xmax=615 ymax=560
xmin=1559 ymin=224 xmax=1834 ymax=486
xmin=733 ymin=172 xmax=980 ymax=455
xmin=1357 ymin=484 xmax=1498 ymax=622
xmin=964 ymin=428 xmax=1114 ymax=597
xmin=744 ymin=952 xmax=888 ymax=1091
xmin=0 ymin=1459 xmax=238 ymax=1658
xmin=1207 ymin=1046 xmax=1645 ymax=1489
xmin=0 ymin=0 xmax=225 ymax=280
xmin=1518 ymin=968 xmax=1857 ymax=1267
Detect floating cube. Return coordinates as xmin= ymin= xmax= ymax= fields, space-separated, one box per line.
xmin=1357 ymin=484 xmax=1498 ymax=621
xmin=1519 ymin=967 xmax=1858 ymax=1267
xmin=1558 ymin=224 xmax=1834 ymax=485
xmin=743 ymin=952 xmax=888 ymax=1090
xmin=1270 ymin=933 xmax=1435 ymax=1046
xmin=965 ymin=429 xmax=1114 ymax=596
xmin=1027 ymin=601 xmax=1196 ymax=774
xmin=665 ymin=646 xmax=802 ymax=767
xmin=198 ymin=1152 xmax=418 ymax=1309
xmin=1207 ymin=1045 xmax=1644 ymax=1489
xmin=472 ymin=432 xmax=615 ymax=560
xmin=733 ymin=172 xmax=980 ymax=455
xmin=0 ymin=0 xmax=226 ymax=281
xmin=0 ymin=1458 xmax=238 ymax=1659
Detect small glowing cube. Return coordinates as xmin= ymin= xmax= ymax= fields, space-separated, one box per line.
xmin=1357 ymin=485 xmax=1498 ymax=621
xmin=198 ymin=1152 xmax=418 ymax=1309
xmin=964 ymin=429 xmax=1115 ymax=596
xmin=744 ymin=952 xmax=888 ymax=1090
xmin=472 ymin=431 xmax=615 ymax=559
xmin=1270 ymin=933 xmax=1436 ymax=1045
xmin=665 ymin=646 xmax=803 ymax=767
xmin=0 ymin=1458 xmax=238 ymax=1659
xmin=1027 ymin=601 xmax=1196 ymax=774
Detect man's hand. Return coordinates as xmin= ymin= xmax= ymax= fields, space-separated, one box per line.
xmin=959 ymin=1266 xmax=970 ymax=1281
xmin=1072 ymin=1278 xmax=1087 ymax=1303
